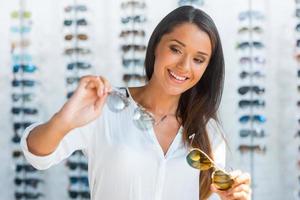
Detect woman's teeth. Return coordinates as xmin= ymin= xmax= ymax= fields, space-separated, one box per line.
xmin=169 ymin=70 xmax=187 ymax=81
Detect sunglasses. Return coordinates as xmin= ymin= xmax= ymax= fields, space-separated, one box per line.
xmin=13 ymin=64 xmax=37 ymax=73
xmin=10 ymin=26 xmax=31 ymax=33
xmin=239 ymin=129 xmax=266 ymax=138
xmin=11 ymin=40 xmax=31 ymax=49
xmin=65 ymin=34 xmax=88 ymax=41
xmin=295 ymin=24 xmax=300 ymax=32
xmin=239 ymin=115 xmax=266 ymax=123
xmin=16 ymin=164 xmax=36 ymax=172
xmin=239 ymin=71 xmax=265 ymax=79
xmin=12 ymin=54 xmax=32 ymax=62
xmin=238 ymin=99 xmax=265 ymax=108
xmin=237 ymin=26 xmax=263 ymax=34
xmin=12 ymin=150 xmax=23 ymax=158
xmin=107 ymin=88 xmax=161 ymax=131
xmin=14 ymin=178 xmax=43 ymax=188
xmin=11 ymin=11 xmax=31 ymax=18
xmin=11 ymin=107 xmax=38 ymax=115
xmin=122 ymin=58 xmax=144 ymax=67
xmin=66 ymin=77 xmax=81 ymax=84
xmin=13 ymin=122 xmax=33 ymax=131
xmin=295 ymin=130 xmax=300 ymax=138
xmin=65 ymin=5 xmax=87 ymax=12
xmin=67 ymin=62 xmax=91 ymax=70
xmin=120 ymin=30 xmax=145 ymax=37
xmin=67 ymin=161 xmax=88 ymax=170
xmin=186 ymin=134 xmax=234 ymax=190
xmin=123 ymin=73 xmax=146 ymax=82
xmin=64 ymin=47 xmax=91 ymax=55
xmin=238 ymin=144 xmax=266 ymax=154
xmin=236 ymin=41 xmax=264 ymax=50
xmin=178 ymin=0 xmax=204 ymax=6
xmin=238 ymin=86 xmax=265 ymax=95
xmin=12 ymin=134 xmax=21 ymax=144
xmin=67 ymin=91 xmax=74 ymax=99
xmin=12 ymin=79 xmax=37 ymax=87
xmin=121 ymin=44 xmax=146 ymax=52
xmin=121 ymin=1 xmax=146 ymax=9
xmin=239 ymin=56 xmax=266 ymax=65
xmin=64 ymin=19 xmax=88 ymax=26
xmin=68 ymin=190 xmax=90 ymax=199
xmin=297 ymin=39 xmax=300 ymax=48
xmin=238 ymin=11 xmax=264 ymax=21
xmin=15 ymin=192 xmax=43 ymax=199
xmin=12 ymin=93 xmax=35 ymax=102
xmin=69 ymin=176 xmax=89 ymax=186
xmin=121 ymin=15 xmax=146 ymax=23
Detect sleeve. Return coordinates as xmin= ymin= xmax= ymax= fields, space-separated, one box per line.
xmin=206 ymin=119 xmax=227 ymax=200
xmin=20 ymin=119 xmax=97 ymax=170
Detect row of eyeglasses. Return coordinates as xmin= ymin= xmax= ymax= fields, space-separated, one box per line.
xmin=10 ymin=1 xmax=44 ymax=199
xmin=236 ymin=9 xmax=267 ymax=155
xmin=63 ymin=2 xmax=92 ymax=199
xmin=120 ymin=0 xmax=147 ymax=86
xmin=294 ymin=0 xmax=300 ymax=198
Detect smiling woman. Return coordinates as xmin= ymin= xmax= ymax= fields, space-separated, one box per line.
xmin=21 ymin=5 xmax=251 ymax=200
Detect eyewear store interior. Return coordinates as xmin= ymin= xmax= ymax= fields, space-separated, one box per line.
xmin=0 ymin=0 xmax=299 ymax=199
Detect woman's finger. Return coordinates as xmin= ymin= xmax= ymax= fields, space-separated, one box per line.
xmin=226 ymin=190 xmax=250 ymax=200
xmin=227 ymin=183 xmax=251 ymax=195
xmin=232 ymin=172 xmax=251 ymax=188
xmin=99 ymin=76 xmax=112 ymax=94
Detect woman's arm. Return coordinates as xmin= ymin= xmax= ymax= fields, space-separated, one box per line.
xmin=21 ymin=75 xmax=111 ymax=167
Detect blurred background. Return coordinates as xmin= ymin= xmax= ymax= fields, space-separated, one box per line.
xmin=0 ymin=0 xmax=299 ymax=199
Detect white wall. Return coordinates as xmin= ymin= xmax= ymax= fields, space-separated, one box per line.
xmin=0 ymin=0 xmax=298 ymax=199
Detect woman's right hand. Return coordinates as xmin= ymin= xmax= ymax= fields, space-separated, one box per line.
xmin=57 ymin=75 xmax=112 ymax=131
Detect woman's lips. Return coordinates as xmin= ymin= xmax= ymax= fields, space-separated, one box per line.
xmin=167 ymin=69 xmax=189 ymax=84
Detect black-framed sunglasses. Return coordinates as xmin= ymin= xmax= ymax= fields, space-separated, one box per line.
xmin=186 ymin=134 xmax=234 ymax=190
xmin=238 ymin=86 xmax=265 ymax=95
xmin=14 ymin=177 xmax=43 ymax=188
xmin=238 ymin=99 xmax=265 ymax=108
xmin=64 ymin=19 xmax=87 ymax=26
xmin=68 ymin=190 xmax=90 ymax=199
xmin=239 ymin=71 xmax=265 ymax=79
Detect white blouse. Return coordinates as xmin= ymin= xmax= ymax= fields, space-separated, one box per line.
xmin=21 ymin=87 xmax=225 ymax=200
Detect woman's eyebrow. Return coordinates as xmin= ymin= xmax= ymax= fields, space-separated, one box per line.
xmin=170 ymin=39 xmax=209 ymax=56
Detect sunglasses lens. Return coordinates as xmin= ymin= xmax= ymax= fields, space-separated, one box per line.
xmin=186 ymin=149 xmax=213 ymax=170
xmin=132 ymin=107 xmax=154 ymax=131
xmin=212 ymin=170 xmax=234 ymax=190
xmin=107 ymin=91 xmax=129 ymax=112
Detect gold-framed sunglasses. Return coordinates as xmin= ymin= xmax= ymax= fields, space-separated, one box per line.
xmin=186 ymin=134 xmax=234 ymax=191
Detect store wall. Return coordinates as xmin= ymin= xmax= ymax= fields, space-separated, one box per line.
xmin=0 ymin=0 xmax=298 ymax=199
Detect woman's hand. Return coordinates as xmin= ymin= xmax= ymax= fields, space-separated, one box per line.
xmin=57 ymin=75 xmax=112 ymax=131
xmin=211 ymin=170 xmax=251 ymax=200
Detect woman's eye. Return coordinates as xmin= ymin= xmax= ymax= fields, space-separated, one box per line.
xmin=170 ymin=46 xmax=181 ymax=54
xmin=194 ymin=58 xmax=204 ymax=64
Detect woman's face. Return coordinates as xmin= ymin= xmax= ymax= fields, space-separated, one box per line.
xmin=150 ymin=22 xmax=212 ymax=95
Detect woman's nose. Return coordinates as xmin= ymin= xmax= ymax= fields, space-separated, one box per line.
xmin=176 ymin=55 xmax=190 ymax=71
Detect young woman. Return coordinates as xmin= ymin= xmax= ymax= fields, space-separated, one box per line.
xmin=21 ymin=6 xmax=251 ymax=200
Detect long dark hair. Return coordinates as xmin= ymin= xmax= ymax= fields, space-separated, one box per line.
xmin=144 ymin=6 xmax=225 ymax=199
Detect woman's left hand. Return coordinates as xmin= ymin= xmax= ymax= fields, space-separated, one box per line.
xmin=211 ymin=170 xmax=251 ymax=200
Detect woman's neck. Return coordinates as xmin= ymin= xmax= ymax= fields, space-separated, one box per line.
xmin=129 ymin=83 xmax=180 ymax=117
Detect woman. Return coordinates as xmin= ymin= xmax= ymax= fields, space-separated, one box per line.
xmin=21 ymin=6 xmax=251 ymax=200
